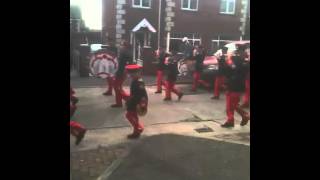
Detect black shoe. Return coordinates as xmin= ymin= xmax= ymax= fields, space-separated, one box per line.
xmin=211 ymin=96 xmax=219 ymax=100
xmin=240 ymin=115 xmax=250 ymax=126
xmin=155 ymin=91 xmax=162 ymax=94
xmin=221 ymin=122 xmax=234 ymax=128
xmin=127 ymin=132 xmax=141 ymax=139
xmin=178 ymin=93 xmax=184 ymax=101
xmin=75 ymin=129 xmax=86 ymax=145
xmin=103 ymin=91 xmax=112 ymax=96
xmin=163 ymin=98 xmax=172 ymax=101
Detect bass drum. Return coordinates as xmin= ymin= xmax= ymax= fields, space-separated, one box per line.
xmin=89 ymin=53 xmax=118 ymax=79
xmin=177 ymin=58 xmax=195 ymax=76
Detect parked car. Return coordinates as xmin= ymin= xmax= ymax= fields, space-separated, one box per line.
xmin=201 ymin=41 xmax=250 ymax=86
xmin=176 ymin=41 xmax=250 ymax=86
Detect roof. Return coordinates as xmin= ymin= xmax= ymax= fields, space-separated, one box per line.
xmin=132 ymin=18 xmax=156 ymax=33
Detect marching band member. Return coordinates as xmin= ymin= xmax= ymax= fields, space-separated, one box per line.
xmin=241 ymin=46 xmax=250 ymax=108
xmin=191 ymin=45 xmax=210 ymax=92
xmin=70 ymin=88 xmax=86 ymax=145
xmin=212 ymin=47 xmax=228 ymax=99
xmin=154 ymin=46 xmax=168 ymax=94
xmin=164 ymin=50 xmax=184 ymax=101
xmin=124 ymin=64 xmax=148 ymax=139
xmin=111 ymin=41 xmax=132 ymax=108
xmin=221 ymin=45 xmax=250 ymax=128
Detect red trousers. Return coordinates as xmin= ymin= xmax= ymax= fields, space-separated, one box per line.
xmin=192 ymin=71 xmax=210 ymax=91
xmin=214 ymin=75 xmax=225 ymax=97
xmin=165 ymin=81 xmax=182 ymax=99
xmin=226 ymin=91 xmax=249 ymax=123
xmin=156 ymin=70 xmax=165 ymax=91
xmin=106 ymin=76 xmax=114 ymax=93
xmin=126 ymin=111 xmax=144 ymax=133
xmin=113 ymin=75 xmax=129 ymax=105
xmin=70 ymin=121 xmax=86 ymax=137
xmin=242 ymin=78 xmax=250 ymax=105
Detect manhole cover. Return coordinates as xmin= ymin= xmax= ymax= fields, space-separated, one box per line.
xmin=194 ymin=125 xmax=214 ymax=133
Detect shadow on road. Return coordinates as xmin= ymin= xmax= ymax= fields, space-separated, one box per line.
xmin=107 ymin=133 xmax=250 ymax=180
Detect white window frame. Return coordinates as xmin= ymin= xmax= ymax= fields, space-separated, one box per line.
xmin=220 ymin=0 xmax=236 ymax=15
xmin=170 ymin=33 xmax=201 ymax=47
xmin=181 ymin=0 xmax=198 ymax=11
xmin=132 ymin=0 xmax=152 ymax=9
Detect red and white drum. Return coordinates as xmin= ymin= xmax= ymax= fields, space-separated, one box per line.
xmin=90 ymin=52 xmax=118 ymax=79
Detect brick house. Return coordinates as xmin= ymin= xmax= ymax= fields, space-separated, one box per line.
xmin=102 ymin=0 xmax=249 ymax=74
xmin=103 ymin=0 xmax=249 ymax=50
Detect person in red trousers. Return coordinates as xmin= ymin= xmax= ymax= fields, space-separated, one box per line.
xmin=221 ymin=45 xmax=250 ymax=128
xmin=124 ymin=64 xmax=148 ymax=139
xmin=70 ymin=88 xmax=86 ymax=145
xmin=164 ymin=51 xmax=184 ymax=101
xmin=240 ymin=46 xmax=250 ymax=108
xmin=111 ymin=41 xmax=132 ymax=108
xmin=101 ymin=54 xmax=116 ymax=96
xmin=154 ymin=46 xmax=168 ymax=94
xmin=191 ymin=45 xmax=210 ymax=92
xmin=212 ymin=47 xmax=228 ymax=99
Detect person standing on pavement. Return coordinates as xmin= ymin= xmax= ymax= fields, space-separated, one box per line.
xmin=124 ymin=64 xmax=148 ymax=139
xmin=111 ymin=41 xmax=132 ymax=108
xmin=164 ymin=50 xmax=184 ymax=101
xmin=154 ymin=46 xmax=168 ymax=94
xmin=70 ymin=87 xmax=86 ymax=145
xmin=212 ymin=47 xmax=228 ymax=99
xmin=221 ymin=45 xmax=250 ymax=128
xmin=191 ymin=45 xmax=210 ymax=92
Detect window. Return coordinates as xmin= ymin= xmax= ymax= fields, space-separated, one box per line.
xmin=181 ymin=0 xmax=198 ymax=11
xmin=132 ymin=0 xmax=151 ymax=8
xmin=220 ymin=0 xmax=235 ymax=14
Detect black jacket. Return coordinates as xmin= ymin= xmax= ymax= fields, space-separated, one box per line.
xmin=224 ymin=55 xmax=246 ymax=92
xmin=157 ymin=52 xmax=168 ymax=70
xmin=126 ymin=78 xmax=148 ymax=111
xmin=243 ymin=60 xmax=250 ymax=79
xmin=116 ymin=48 xmax=133 ymax=77
xmin=217 ymin=55 xmax=227 ymax=75
xmin=194 ymin=53 xmax=205 ymax=72
xmin=179 ymin=43 xmax=193 ymax=59
xmin=165 ymin=56 xmax=179 ymax=82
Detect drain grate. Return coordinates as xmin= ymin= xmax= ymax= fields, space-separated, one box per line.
xmin=194 ymin=125 xmax=214 ymax=133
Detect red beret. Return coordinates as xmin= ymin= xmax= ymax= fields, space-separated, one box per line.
xmin=125 ymin=64 xmax=142 ymax=71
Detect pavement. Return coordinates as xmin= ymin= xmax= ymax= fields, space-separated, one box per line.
xmin=70 ymin=76 xmax=250 ymax=180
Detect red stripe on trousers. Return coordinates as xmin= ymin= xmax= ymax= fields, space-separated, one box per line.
xmin=192 ymin=71 xmax=209 ymax=91
xmin=214 ymin=75 xmax=225 ymax=97
xmin=226 ymin=91 xmax=248 ymax=123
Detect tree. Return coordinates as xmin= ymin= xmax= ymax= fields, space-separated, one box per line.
xmin=70 ymin=5 xmax=82 ymax=19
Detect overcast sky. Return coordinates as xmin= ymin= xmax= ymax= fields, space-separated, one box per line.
xmin=70 ymin=0 xmax=102 ymax=30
